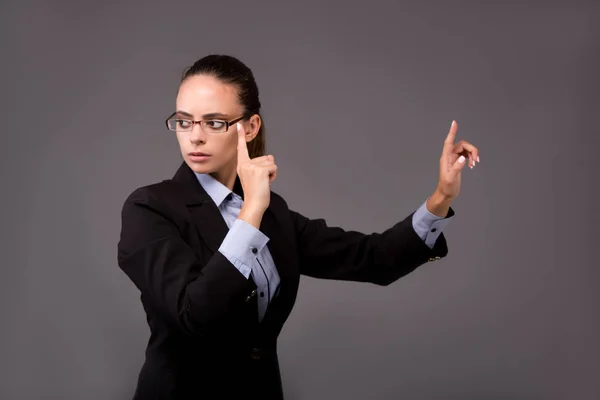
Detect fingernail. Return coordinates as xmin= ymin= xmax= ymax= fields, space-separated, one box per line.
xmin=458 ymin=155 xmax=465 ymax=163
xmin=477 ymin=156 xmax=480 ymax=162
xmin=237 ymin=122 xmax=242 ymax=131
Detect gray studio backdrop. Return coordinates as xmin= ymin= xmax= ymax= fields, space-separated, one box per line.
xmin=2 ymin=1 xmax=598 ymax=399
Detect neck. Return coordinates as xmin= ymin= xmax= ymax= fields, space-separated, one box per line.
xmin=210 ymin=162 xmax=237 ymax=191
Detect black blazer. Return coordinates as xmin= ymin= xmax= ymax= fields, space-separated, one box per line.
xmin=117 ymin=161 xmax=450 ymax=399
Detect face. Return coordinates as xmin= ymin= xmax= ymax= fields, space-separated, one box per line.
xmin=174 ymin=74 xmax=260 ymax=183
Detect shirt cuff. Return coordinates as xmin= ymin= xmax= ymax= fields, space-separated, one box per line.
xmin=412 ymin=199 xmax=454 ymax=249
xmin=218 ymin=218 xmax=270 ymax=278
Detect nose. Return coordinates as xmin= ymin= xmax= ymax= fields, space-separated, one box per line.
xmin=189 ymin=123 xmax=206 ymax=144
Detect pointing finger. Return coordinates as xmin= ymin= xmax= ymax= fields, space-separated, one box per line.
xmin=237 ymin=123 xmax=250 ymax=162
xmin=443 ymin=120 xmax=458 ymax=156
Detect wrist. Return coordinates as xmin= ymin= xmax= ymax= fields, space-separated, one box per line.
xmin=427 ymin=190 xmax=453 ymax=218
xmin=241 ymin=200 xmax=267 ymax=214
xmin=238 ymin=204 xmax=265 ymax=229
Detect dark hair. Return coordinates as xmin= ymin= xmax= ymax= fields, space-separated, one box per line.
xmin=180 ymin=54 xmax=265 ymax=158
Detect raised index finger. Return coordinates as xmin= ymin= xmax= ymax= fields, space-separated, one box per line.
xmin=237 ymin=123 xmax=250 ymax=162
xmin=443 ymin=120 xmax=458 ymax=155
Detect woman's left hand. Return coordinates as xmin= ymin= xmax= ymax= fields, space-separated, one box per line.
xmin=427 ymin=120 xmax=479 ymax=216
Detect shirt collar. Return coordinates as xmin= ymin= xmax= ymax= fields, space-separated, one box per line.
xmin=194 ymin=173 xmax=232 ymax=207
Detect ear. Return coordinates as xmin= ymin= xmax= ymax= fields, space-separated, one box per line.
xmin=246 ymin=114 xmax=262 ymax=141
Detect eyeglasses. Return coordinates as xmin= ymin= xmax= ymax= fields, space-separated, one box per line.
xmin=165 ymin=112 xmax=246 ymax=134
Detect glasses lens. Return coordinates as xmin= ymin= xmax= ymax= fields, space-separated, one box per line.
xmin=167 ymin=118 xmax=192 ymax=131
xmin=202 ymin=120 xmax=227 ymax=133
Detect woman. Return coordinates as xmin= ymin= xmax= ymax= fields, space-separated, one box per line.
xmin=117 ymin=54 xmax=479 ymax=399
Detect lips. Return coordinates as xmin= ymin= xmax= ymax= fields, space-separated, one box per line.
xmin=189 ymin=152 xmax=211 ymax=163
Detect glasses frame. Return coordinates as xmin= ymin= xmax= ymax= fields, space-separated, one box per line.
xmin=165 ymin=112 xmax=247 ymax=134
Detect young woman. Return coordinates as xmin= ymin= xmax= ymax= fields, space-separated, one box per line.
xmin=117 ymin=54 xmax=479 ymax=399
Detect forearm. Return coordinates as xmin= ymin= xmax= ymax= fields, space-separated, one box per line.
xmin=293 ymin=209 xmax=448 ymax=285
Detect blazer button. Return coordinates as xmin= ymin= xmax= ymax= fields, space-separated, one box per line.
xmin=250 ymin=347 xmax=262 ymax=360
xmin=245 ymin=289 xmax=257 ymax=302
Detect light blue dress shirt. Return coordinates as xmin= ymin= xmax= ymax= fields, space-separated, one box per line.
xmin=195 ymin=173 xmax=453 ymax=322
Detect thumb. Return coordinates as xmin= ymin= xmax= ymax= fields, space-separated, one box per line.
xmin=237 ymin=123 xmax=250 ymax=162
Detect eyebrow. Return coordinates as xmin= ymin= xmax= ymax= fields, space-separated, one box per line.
xmin=175 ymin=110 xmax=230 ymax=119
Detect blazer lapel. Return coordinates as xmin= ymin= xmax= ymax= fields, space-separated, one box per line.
xmin=172 ymin=162 xmax=229 ymax=255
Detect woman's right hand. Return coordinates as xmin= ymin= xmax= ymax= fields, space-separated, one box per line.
xmin=236 ymin=123 xmax=278 ymax=214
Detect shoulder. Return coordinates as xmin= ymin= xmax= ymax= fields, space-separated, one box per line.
xmin=122 ymin=179 xmax=292 ymax=215
xmin=120 ymin=179 xmax=192 ymax=223
xmin=268 ymin=190 xmax=291 ymax=212
xmin=269 ymin=190 xmax=286 ymax=205
xmin=123 ymin=179 xmax=186 ymax=205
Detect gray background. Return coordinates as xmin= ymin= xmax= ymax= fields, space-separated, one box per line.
xmin=2 ymin=0 xmax=598 ymax=399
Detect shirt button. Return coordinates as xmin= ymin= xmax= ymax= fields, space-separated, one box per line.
xmin=431 ymin=228 xmax=437 ymax=232
xmin=260 ymin=292 xmax=265 ymax=298
xmin=225 ymin=193 xmax=233 ymax=201
xmin=251 ymin=247 xmax=258 ymax=254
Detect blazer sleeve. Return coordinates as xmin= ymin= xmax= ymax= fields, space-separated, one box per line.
xmin=290 ymin=208 xmax=450 ymax=286
xmin=117 ymin=187 xmax=255 ymax=338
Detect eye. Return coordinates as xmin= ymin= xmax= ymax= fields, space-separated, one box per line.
xmin=204 ymin=120 xmax=226 ymax=131
xmin=177 ymin=119 xmax=192 ymax=128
